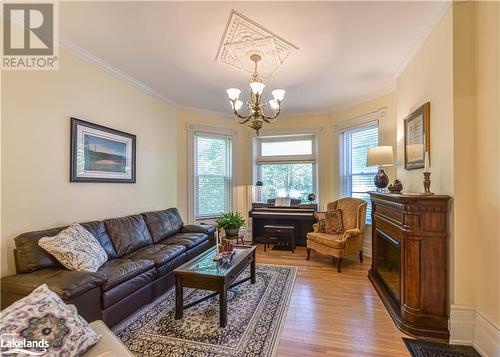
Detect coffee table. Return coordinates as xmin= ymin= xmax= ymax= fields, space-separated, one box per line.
xmin=174 ymin=245 xmax=256 ymax=327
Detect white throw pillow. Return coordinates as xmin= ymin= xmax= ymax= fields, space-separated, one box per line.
xmin=0 ymin=284 xmax=101 ymax=356
xmin=39 ymin=223 xmax=108 ymax=272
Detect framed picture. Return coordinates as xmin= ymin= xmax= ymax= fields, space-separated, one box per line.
xmin=404 ymin=102 xmax=430 ymax=170
xmin=70 ymin=117 xmax=136 ymax=183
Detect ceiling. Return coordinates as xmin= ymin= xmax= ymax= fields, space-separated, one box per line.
xmin=59 ymin=1 xmax=450 ymax=116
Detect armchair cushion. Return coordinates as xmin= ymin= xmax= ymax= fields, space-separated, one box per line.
xmin=315 ymin=210 xmax=344 ymax=234
xmin=307 ymin=232 xmax=345 ymax=249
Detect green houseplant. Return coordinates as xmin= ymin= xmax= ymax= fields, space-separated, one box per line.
xmin=216 ymin=212 xmax=245 ymax=237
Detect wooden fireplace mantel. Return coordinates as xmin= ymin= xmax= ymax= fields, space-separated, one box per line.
xmin=368 ymin=191 xmax=451 ymax=342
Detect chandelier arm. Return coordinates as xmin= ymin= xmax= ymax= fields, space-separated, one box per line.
xmin=263 ymin=108 xmax=281 ymax=123
xmin=233 ymin=109 xmax=252 ymax=123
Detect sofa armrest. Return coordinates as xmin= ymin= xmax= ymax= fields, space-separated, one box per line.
xmin=1 ymin=268 xmax=107 ymax=306
xmin=181 ymin=224 xmax=216 ymax=235
xmin=87 ymin=320 xmax=134 ymax=357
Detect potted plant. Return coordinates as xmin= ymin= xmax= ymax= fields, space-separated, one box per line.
xmin=216 ymin=212 xmax=245 ymax=237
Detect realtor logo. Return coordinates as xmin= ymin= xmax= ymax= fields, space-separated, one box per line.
xmin=2 ymin=2 xmax=59 ymax=70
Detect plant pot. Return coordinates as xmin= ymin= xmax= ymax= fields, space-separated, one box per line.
xmin=224 ymin=227 xmax=240 ymax=237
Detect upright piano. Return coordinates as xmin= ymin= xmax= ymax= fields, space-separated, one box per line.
xmin=249 ymin=199 xmax=317 ymax=246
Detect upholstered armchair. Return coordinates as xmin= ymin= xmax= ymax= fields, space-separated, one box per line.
xmin=306 ymin=197 xmax=367 ymax=272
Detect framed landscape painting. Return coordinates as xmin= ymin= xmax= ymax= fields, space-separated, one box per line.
xmin=404 ymin=102 xmax=430 ymax=170
xmin=70 ymin=117 xmax=136 ymax=183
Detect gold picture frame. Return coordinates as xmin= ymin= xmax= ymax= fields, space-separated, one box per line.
xmin=404 ymin=102 xmax=430 ymax=170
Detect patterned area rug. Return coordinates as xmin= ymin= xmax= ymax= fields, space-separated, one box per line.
xmin=403 ymin=338 xmax=481 ymax=357
xmin=113 ymin=264 xmax=297 ymax=356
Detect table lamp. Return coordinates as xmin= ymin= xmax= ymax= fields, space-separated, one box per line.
xmin=367 ymin=146 xmax=394 ymax=192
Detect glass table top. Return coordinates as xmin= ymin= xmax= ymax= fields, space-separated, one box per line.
xmin=176 ymin=246 xmax=254 ymax=277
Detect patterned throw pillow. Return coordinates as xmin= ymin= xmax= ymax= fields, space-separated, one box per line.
xmin=0 ymin=284 xmax=100 ymax=356
xmin=39 ymin=223 xmax=108 ymax=272
xmin=315 ymin=210 xmax=344 ymax=234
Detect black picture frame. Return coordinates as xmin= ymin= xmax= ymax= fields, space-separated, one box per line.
xmin=70 ymin=117 xmax=136 ymax=183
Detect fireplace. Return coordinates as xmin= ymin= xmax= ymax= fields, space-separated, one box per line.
xmin=368 ymin=192 xmax=451 ymax=341
xmin=376 ymin=229 xmax=400 ymax=302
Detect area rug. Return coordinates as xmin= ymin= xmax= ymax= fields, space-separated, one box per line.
xmin=403 ymin=338 xmax=481 ymax=357
xmin=113 ymin=264 xmax=297 ymax=356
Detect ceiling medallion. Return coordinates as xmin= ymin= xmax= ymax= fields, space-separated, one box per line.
xmin=226 ymin=54 xmax=285 ymax=135
xmin=216 ymin=10 xmax=298 ymax=79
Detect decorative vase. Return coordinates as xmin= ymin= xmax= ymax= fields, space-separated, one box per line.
xmin=374 ymin=168 xmax=389 ymax=191
xmin=224 ymin=227 xmax=240 ymax=237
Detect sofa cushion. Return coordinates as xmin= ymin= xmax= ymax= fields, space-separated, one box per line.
xmin=141 ymin=208 xmax=184 ymax=243
xmin=14 ymin=221 xmax=116 ymax=274
xmin=0 ymin=268 xmax=107 ymax=301
xmin=98 ymin=259 xmax=155 ymax=291
xmin=124 ymin=244 xmax=186 ymax=276
xmin=1 ymin=284 xmax=100 ymax=356
xmin=104 ymin=215 xmax=153 ymax=257
xmin=180 ymin=224 xmax=216 ymax=235
xmin=15 ymin=227 xmax=67 ymax=273
xmin=81 ymin=221 xmax=118 ymax=258
xmin=160 ymin=233 xmax=208 ymax=249
xmin=39 ymin=223 xmax=109 ymax=273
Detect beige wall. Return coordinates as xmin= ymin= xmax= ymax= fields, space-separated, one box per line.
xmin=1 ymin=48 xmax=178 ymax=276
xmin=396 ymin=9 xmax=454 ymax=195
xmin=471 ymin=1 xmax=499 ymax=326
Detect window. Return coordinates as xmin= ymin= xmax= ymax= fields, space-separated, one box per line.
xmin=341 ymin=123 xmax=378 ymax=223
xmin=193 ymin=132 xmax=232 ymax=220
xmin=256 ymin=135 xmax=317 ymax=203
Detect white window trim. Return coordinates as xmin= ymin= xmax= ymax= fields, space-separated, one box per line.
xmin=250 ymin=127 xmax=324 ymax=206
xmin=335 ymin=107 xmax=386 ymax=199
xmin=187 ymin=123 xmax=237 ymax=224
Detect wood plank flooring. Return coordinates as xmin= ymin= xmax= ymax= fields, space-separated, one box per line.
xmin=255 ymin=244 xmax=411 ymax=357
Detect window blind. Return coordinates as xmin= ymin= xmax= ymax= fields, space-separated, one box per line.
xmin=194 ymin=133 xmax=232 ymax=219
xmin=341 ymin=124 xmax=378 ymax=223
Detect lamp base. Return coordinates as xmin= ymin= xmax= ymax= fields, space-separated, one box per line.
xmin=374 ymin=168 xmax=389 ymax=190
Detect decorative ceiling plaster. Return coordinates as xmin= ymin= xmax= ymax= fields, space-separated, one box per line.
xmin=215 ymin=10 xmax=298 ymax=79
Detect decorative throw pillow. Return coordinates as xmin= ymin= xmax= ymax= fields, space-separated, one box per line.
xmin=315 ymin=210 xmax=344 ymax=234
xmin=0 ymin=284 xmax=100 ymax=356
xmin=39 ymin=223 xmax=108 ymax=272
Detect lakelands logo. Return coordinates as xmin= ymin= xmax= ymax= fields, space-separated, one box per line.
xmin=2 ymin=2 xmax=59 ymax=70
xmin=0 ymin=333 xmax=49 ymax=355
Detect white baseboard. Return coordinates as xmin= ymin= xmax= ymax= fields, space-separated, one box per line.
xmin=450 ymin=304 xmax=500 ymax=357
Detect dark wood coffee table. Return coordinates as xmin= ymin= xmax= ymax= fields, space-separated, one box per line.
xmin=173 ymin=245 xmax=256 ymax=327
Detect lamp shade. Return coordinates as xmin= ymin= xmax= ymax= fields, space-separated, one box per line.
xmin=367 ymin=146 xmax=394 ymax=167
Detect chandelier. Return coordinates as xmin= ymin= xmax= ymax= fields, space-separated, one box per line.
xmin=226 ymin=54 xmax=286 ymax=135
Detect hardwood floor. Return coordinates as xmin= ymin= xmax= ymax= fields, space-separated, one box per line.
xmin=254 ymin=244 xmax=411 ymax=357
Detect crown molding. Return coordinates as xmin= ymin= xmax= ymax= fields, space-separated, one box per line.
xmin=390 ymin=1 xmax=451 ymax=79
xmin=60 ymin=38 xmax=177 ymax=107
xmin=330 ymin=83 xmax=396 ymax=114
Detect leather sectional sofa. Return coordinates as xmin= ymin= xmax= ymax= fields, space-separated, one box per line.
xmin=0 ymin=208 xmax=215 ymax=327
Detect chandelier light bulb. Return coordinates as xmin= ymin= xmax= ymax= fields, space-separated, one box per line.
xmin=250 ymin=81 xmax=266 ymax=95
xmin=226 ymin=88 xmax=241 ymax=101
xmin=234 ymin=100 xmax=243 ymax=111
xmin=269 ymin=99 xmax=280 ymax=111
xmin=272 ymin=89 xmax=286 ymax=101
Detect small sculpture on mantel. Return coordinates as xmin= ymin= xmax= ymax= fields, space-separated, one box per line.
xmin=387 ymin=179 xmax=403 ymax=194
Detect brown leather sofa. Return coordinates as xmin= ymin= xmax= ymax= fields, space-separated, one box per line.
xmin=0 ymin=208 xmax=215 ymax=327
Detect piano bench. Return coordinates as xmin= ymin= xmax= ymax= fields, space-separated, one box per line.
xmin=264 ymin=225 xmax=295 ymax=253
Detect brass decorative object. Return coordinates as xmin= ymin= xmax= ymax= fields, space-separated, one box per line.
xmin=226 ymin=54 xmax=285 ymax=135
xmin=388 ymin=179 xmax=403 ymax=193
